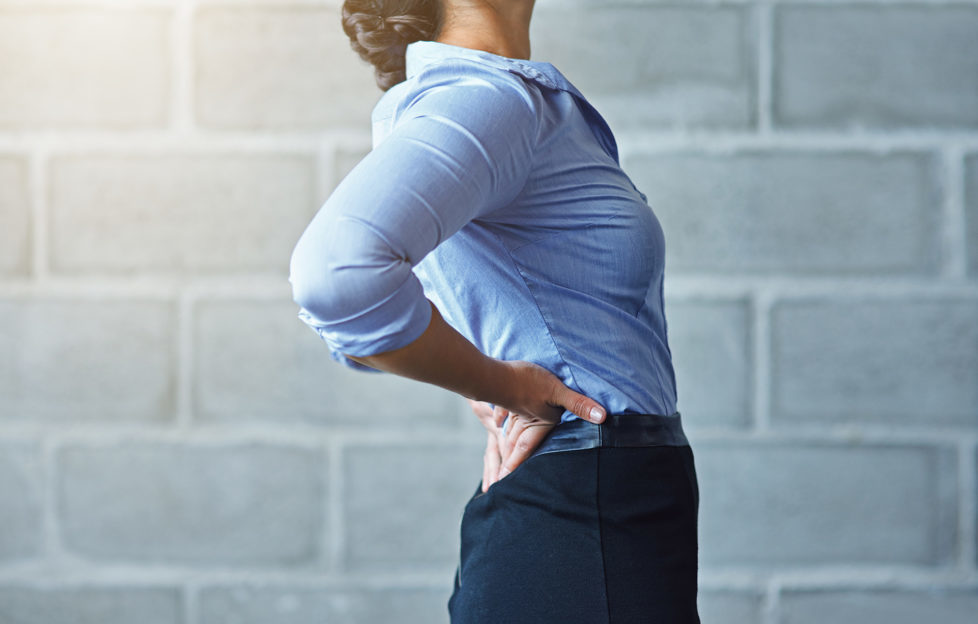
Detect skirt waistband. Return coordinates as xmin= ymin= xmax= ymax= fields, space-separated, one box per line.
xmin=526 ymin=411 xmax=689 ymax=459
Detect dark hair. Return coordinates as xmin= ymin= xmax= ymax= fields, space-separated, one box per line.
xmin=342 ymin=0 xmax=444 ymax=91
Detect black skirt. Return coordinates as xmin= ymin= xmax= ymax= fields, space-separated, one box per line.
xmin=447 ymin=412 xmax=700 ymax=624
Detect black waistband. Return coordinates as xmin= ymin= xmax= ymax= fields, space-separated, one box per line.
xmin=518 ymin=411 xmax=690 ymax=460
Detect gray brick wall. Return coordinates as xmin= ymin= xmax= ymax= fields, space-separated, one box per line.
xmin=0 ymin=1 xmax=974 ymax=623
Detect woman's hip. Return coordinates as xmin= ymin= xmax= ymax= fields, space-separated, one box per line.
xmin=448 ymin=440 xmax=700 ymax=623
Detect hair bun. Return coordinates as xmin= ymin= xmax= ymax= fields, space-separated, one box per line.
xmin=342 ymin=1 xmax=443 ymax=91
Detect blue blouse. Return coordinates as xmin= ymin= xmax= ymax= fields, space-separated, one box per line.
xmin=289 ymin=40 xmax=678 ymax=423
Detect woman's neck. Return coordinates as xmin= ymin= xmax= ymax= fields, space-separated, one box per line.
xmin=434 ymin=0 xmax=536 ymax=60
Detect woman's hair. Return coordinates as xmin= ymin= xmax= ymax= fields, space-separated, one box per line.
xmin=342 ymin=0 xmax=444 ymax=91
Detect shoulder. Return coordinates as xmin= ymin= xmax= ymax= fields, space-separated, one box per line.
xmin=392 ymin=57 xmax=541 ymax=127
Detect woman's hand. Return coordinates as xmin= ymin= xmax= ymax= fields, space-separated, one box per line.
xmin=466 ymin=360 xmax=606 ymax=490
xmin=466 ymin=398 xmax=507 ymax=493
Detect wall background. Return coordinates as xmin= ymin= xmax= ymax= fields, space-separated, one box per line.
xmin=0 ymin=0 xmax=976 ymax=622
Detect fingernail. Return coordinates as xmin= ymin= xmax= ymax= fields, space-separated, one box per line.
xmin=589 ymin=406 xmax=605 ymax=423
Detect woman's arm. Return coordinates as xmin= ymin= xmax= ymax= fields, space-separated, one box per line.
xmin=344 ymin=299 xmax=509 ymax=403
xmin=345 ymin=299 xmax=605 ymax=422
xmin=290 ymin=63 xmax=605 ymax=479
xmin=345 ymin=299 xmax=607 ymax=482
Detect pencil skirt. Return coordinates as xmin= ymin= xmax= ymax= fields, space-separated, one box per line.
xmin=447 ymin=441 xmax=700 ymax=623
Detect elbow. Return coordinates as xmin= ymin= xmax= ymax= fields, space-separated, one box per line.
xmin=288 ymin=241 xmax=344 ymax=324
xmin=288 ymin=213 xmax=427 ymax=356
xmin=289 ymin=235 xmax=403 ymax=327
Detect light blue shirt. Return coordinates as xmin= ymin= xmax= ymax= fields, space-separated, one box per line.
xmin=288 ymin=40 xmax=678 ymax=423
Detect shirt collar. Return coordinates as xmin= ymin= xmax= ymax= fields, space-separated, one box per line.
xmin=404 ymin=40 xmax=584 ymax=100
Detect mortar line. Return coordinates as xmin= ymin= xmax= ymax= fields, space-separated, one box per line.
xmin=183 ymin=583 xmax=197 ymax=624
xmin=959 ymin=438 xmax=977 ymax=575
xmin=4 ymin=131 xmax=978 ymax=154
xmin=762 ymin=578 xmax=780 ymax=624
xmin=175 ymin=291 xmax=195 ymax=429
xmin=28 ymin=149 xmax=48 ymax=281
xmin=171 ymin=0 xmax=194 ymax=135
xmin=327 ymin=437 xmax=344 ymax=574
xmin=40 ymin=436 xmax=60 ymax=567
xmin=314 ymin=137 xmax=335 ymax=212
xmin=3 ymin=275 xmax=978 ymax=300
xmin=752 ymin=289 xmax=774 ymax=432
xmin=939 ymin=146 xmax=968 ymax=278
xmin=757 ymin=1 xmax=773 ymax=136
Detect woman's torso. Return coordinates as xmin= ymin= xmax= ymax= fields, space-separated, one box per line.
xmin=372 ymin=41 xmax=678 ymax=422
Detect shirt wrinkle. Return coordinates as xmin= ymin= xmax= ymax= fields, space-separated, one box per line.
xmin=489 ymin=226 xmax=586 ymax=398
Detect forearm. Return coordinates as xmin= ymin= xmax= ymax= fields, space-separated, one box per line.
xmin=344 ymin=299 xmax=515 ymax=406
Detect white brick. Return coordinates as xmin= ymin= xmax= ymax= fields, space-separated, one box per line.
xmin=629 ymin=151 xmax=941 ymax=274
xmin=775 ymin=6 xmax=978 ymax=129
xmin=531 ymin=6 xmax=754 ymax=131
xmin=665 ymin=299 xmax=752 ymax=429
xmin=0 ymin=9 xmax=169 ymax=128
xmin=194 ymin=7 xmax=381 ymax=130
xmin=59 ymin=442 xmax=325 ymax=564
xmin=0 ymin=443 xmax=43 ymax=562
xmin=780 ymin=588 xmax=978 ymax=624
xmin=49 ymin=153 xmax=315 ymax=274
xmin=772 ymin=299 xmax=978 ymax=427
xmin=0 ymin=586 xmax=181 ymax=624
xmin=199 ymin=585 xmax=449 ymax=624
xmin=0 ymin=156 xmax=30 ymax=275
xmin=697 ymin=441 xmax=957 ymax=565
xmin=0 ymin=298 xmax=174 ymax=422
xmin=344 ymin=443 xmax=483 ymax=572
xmin=194 ymin=299 xmax=461 ymax=427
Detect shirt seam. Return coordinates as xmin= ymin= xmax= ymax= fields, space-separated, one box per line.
xmin=488 ymin=227 xmax=587 ymax=416
xmin=638 ymin=276 xmax=671 ymax=411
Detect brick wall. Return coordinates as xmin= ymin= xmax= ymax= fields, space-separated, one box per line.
xmin=0 ymin=1 xmax=975 ymax=622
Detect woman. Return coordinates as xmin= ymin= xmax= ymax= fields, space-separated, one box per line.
xmin=288 ymin=0 xmax=701 ymax=621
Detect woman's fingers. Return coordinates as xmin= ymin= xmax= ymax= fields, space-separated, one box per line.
xmin=499 ymin=413 xmax=526 ymax=464
xmin=468 ymin=399 xmax=507 ymax=436
xmin=467 ymin=398 xmax=492 ymax=422
xmin=492 ymin=404 xmax=510 ymax=427
xmin=482 ymin=431 xmax=500 ymax=492
xmin=496 ymin=423 xmax=551 ymax=480
xmin=552 ymin=383 xmax=606 ymax=424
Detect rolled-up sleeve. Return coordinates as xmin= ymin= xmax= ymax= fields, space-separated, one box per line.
xmin=288 ymin=61 xmax=540 ymax=367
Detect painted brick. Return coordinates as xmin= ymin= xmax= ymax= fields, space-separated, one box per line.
xmin=664 ymin=299 xmax=752 ymax=429
xmin=696 ymin=441 xmax=957 ymax=566
xmin=629 ymin=150 xmax=941 ymax=274
xmin=0 ymin=9 xmax=168 ymax=128
xmin=343 ymin=443 xmax=483 ymax=572
xmin=966 ymin=154 xmax=978 ymax=276
xmin=49 ymin=153 xmax=315 ymax=274
xmin=334 ymin=147 xmax=370 ymax=189
xmin=198 ymin=585 xmax=449 ymax=624
xmin=780 ymin=588 xmax=978 ymax=624
xmin=698 ymin=589 xmax=765 ymax=624
xmin=194 ymin=7 xmax=380 ymax=130
xmin=531 ymin=6 xmax=755 ymax=131
xmin=772 ymin=299 xmax=978 ymax=427
xmin=0 ymin=586 xmax=181 ymax=624
xmin=0 ymin=156 xmax=30 ymax=275
xmin=194 ymin=299 xmax=460 ymax=427
xmin=58 ymin=442 xmax=324 ymax=564
xmin=0 ymin=443 xmax=43 ymax=562
xmin=774 ymin=5 xmax=978 ymax=129
xmin=0 ymin=299 xmax=174 ymax=422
